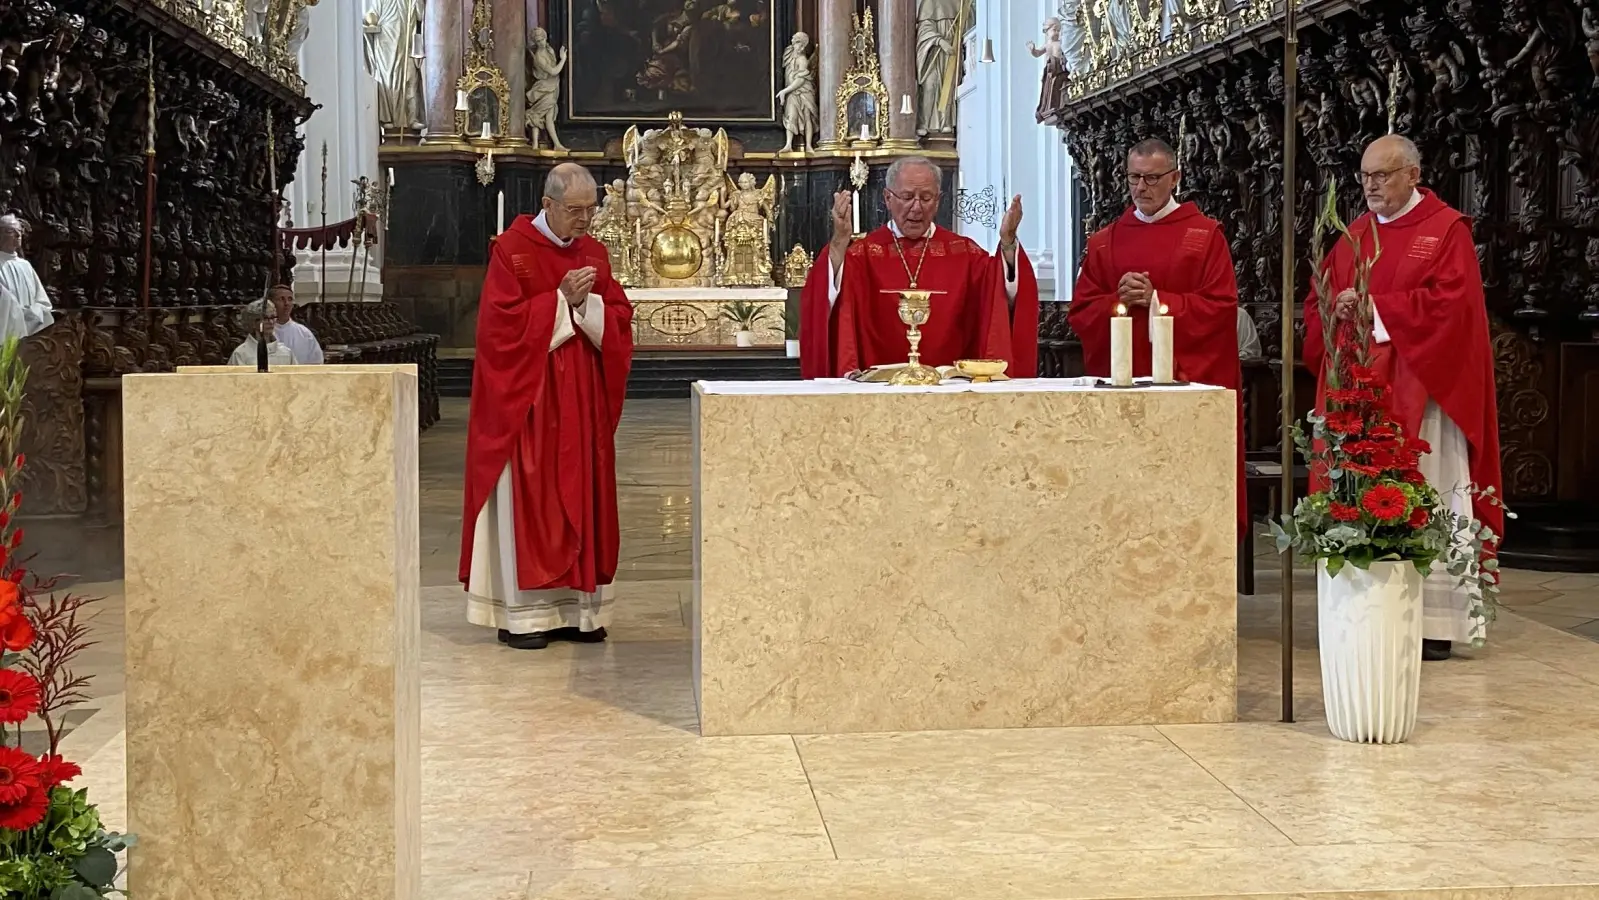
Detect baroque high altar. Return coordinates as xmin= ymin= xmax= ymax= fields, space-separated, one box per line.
xmin=596 ymin=113 xmax=779 ymax=291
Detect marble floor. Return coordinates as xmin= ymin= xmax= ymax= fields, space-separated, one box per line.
xmin=43 ymin=399 xmax=1599 ymax=898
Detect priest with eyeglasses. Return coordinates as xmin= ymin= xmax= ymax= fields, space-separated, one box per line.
xmin=798 ymin=156 xmax=1040 ymax=379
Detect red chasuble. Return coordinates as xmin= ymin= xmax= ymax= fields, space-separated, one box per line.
xmin=1069 ymin=202 xmax=1247 ymax=536
xmin=1305 ymin=189 xmax=1504 ymax=541
xmin=798 ymin=226 xmax=1040 ymax=377
xmin=458 ymin=215 xmax=634 ymax=593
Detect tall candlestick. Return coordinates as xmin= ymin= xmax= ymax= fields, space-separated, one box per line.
xmin=851 ymin=190 xmax=861 ymax=235
xmin=496 ymin=191 xmax=505 ymax=234
xmin=1151 ymin=303 xmax=1174 ymax=384
xmin=1110 ymin=303 xmax=1133 ymax=387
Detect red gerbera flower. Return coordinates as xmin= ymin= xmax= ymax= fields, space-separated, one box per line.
xmin=1407 ymin=506 xmax=1431 ymax=528
xmin=0 ymin=782 xmax=50 ymax=831
xmin=0 ymin=747 xmax=41 ymax=805
xmin=0 ymin=670 xmax=41 ymax=724
xmin=36 ymin=755 xmax=81 ymax=788
xmin=1361 ymin=485 xmax=1409 ymax=523
xmin=1324 ymin=411 xmax=1363 ymax=435
xmin=1326 ymin=388 xmax=1377 ymax=406
xmin=1348 ymin=365 xmax=1381 ymax=387
xmin=1329 ymin=502 xmax=1361 ymax=522
xmin=1368 ymin=423 xmax=1398 ymax=439
xmin=1343 ymin=462 xmax=1384 ymax=478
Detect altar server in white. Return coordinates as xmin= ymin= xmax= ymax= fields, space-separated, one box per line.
xmin=0 ymin=215 xmax=55 ymax=342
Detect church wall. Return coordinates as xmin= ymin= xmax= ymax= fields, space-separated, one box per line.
xmin=1044 ymin=0 xmax=1599 ymax=511
xmin=0 ymin=0 xmax=311 ymax=516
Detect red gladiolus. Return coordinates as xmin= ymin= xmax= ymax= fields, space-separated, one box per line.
xmin=1407 ymin=506 xmax=1431 ymax=529
xmin=36 ymin=755 xmax=81 ymax=788
xmin=1403 ymin=470 xmax=1427 ymax=485
xmin=1326 ymin=388 xmax=1377 ymax=406
xmin=0 ymin=747 xmax=41 ymax=804
xmin=0 ymin=616 xmax=34 ymax=653
xmin=1349 ymin=365 xmax=1381 ymax=387
xmin=1369 ymin=423 xmax=1398 ymax=439
xmin=10 ymin=454 xmax=21 ymax=470
xmin=6 ymin=494 xmax=18 ymax=511
xmin=0 ymin=511 xmax=9 ymax=529
xmin=5 ymin=569 xmax=20 ymax=584
xmin=1329 ymin=502 xmax=1361 ymax=523
xmin=1324 ymin=410 xmax=1363 ymax=435
xmin=1343 ymin=462 xmax=1384 ymax=478
xmin=0 ymin=670 xmax=41 ymax=724
xmin=7 ymin=529 xmax=21 ymax=550
xmin=1361 ymin=485 xmax=1409 ymax=523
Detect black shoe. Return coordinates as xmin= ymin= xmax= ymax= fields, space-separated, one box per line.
xmin=1422 ymin=639 xmax=1452 ymax=661
xmin=546 ymin=626 xmax=608 ymax=644
xmin=497 ymin=629 xmax=511 ymax=644
xmin=505 ymin=631 xmax=549 ymax=650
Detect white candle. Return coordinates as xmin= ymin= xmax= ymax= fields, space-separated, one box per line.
xmin=1110 ymin=304 xmax=1133 ymax=387
xmin=496 ymin=191 xmax=505 ymax=234
xmin=851 ymin=189 xmax=861 ymax=235
xmin=1151 ymin=303 xmax=1174 ymax=384
xmin=455 ymin=90 xmax=468 ymax=110
xmin=387 ymin=167 xmax=395 ymax=187
xmin=480 ymin=121 xmax=491 ymax=139
xmin=859 ymin=122 xmax=870 ymax=142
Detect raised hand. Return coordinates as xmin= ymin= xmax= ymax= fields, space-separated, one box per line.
xmin=999 ymin=194 xmax=1023 ymax=245
xmin=560 ymin=266 xmax=597 ymax=303
xmin=831 ymin=189 xmax=854 ymax=245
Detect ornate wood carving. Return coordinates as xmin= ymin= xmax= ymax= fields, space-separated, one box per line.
xmin=1046 ymin=0 xmax=1598 ymax=505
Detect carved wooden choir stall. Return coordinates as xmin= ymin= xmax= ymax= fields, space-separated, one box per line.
xmin=1039 ymin=0 xmax=1599 ymax=569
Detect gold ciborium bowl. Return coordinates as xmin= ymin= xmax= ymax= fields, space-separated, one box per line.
xmin=955 ymin=359 xmax=1008 ymax=382
xmin=897 ymin=289 xmax=934 ymax=327
xmin=650 ymin=224 xmax=705 ymax=280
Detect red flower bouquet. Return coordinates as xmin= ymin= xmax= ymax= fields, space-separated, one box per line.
xmin=1271 ymin=184 xmax=1509 ymax=647
xmin=0 ymin=339 xmax=132 ymax=898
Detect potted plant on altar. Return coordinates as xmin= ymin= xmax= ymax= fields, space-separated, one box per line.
xmin=0 ymin=339 xmax=133 ymax=897
xmin=720 ymin=300 xmax=768 ymax=348
xmin=1271 ymin=184 xmax=1509 ymax=745
xmin=783 ymin=304 xmax=800 ymax=358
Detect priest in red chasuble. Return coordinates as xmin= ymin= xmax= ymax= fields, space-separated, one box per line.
xmin=1305 ymin=135 xmax=1503 ymax=661
xmin=798 ymin=156 xmax=1040 ymax=378
xmin=460 ymin=163 xmax=634 ymax=651
xmin=1069 ymin=138 xmax=1246 ymax=535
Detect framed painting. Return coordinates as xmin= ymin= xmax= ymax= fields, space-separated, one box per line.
xmin=563 ymin=0 xmax=779 ymax=123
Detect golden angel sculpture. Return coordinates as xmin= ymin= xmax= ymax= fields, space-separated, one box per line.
xmin=718 ymin=173 xmax=777 ymax=287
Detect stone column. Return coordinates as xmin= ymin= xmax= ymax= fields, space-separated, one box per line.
xmin=494 ymin=0 xmax=527 ymax=140
xmin=526 ymin=0 xmax=542 ymax=30
xmin=878 ymin=0 xmax=917 ymax=145
xmin=817 ymin=0 xmax=853 ymax=146
xmin=423 ymin=0 xmax=462 ymax=134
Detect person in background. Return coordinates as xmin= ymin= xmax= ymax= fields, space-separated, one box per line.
xmin=0 ymin=214 xmax=55 ymax=343
xmin=1237 ymin=307 xmax=1262 ymax=359
xmin=228 ymin=299 xmax=298 ymax=367
xmin=268 ymin=284 xmax=324 ymax=364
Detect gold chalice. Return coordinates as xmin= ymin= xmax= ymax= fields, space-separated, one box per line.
xmin=955 ymin=359 xmax=1008 ymax=382
xmin=883 ymin=289 xmax=945 ymax=386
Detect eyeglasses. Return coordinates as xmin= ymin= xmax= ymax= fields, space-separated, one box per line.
xmin=1356 ymin=166 xmax=1414 ymax=186
xmin=559 ymin=204 xmax=598 ymax=217
xmin=1126 ymin=168 xmax=1177 ymax=186
xmin=885 ymin=188 xmax=939 ymax=207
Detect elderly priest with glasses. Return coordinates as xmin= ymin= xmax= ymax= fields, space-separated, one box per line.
xmin=1069 ymin=138 xmax=1247 ymax=538
xmin=798 ymin=156 xmax=1040 ymax=379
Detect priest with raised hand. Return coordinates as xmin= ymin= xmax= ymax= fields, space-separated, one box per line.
xmin=799 ymin=156 xmax=1039 ymax=378
xmin=1069 ymin=138 xmax=1246 ymax=537
xmin=1305 ymin=134 xmax=1503 ymax=662
xmin=460 ymin=162 xmax=634 ymax=651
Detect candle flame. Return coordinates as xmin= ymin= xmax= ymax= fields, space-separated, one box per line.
xmin=1114 ymin=303 xmax=1128 ymax=316
xmin=1158 ymin=303 xmax=1169 ymax=316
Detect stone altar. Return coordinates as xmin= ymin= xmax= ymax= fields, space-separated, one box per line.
xmin=692 ymin=378 xmax=1237 ymax=736
xmin=632 ymin=286 xmax=788 ymax=347
xmin=122 ymin=366 xmax=421 ymax=898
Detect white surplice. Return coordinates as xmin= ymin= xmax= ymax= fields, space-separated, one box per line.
xmin=273 ymin=319 xmax=325 ymax=364
xmin=465 ymin=211 xmax=614 ymax=635
xmin=1373 ymin=189 xmax=1480 ymax=643
xmin=0 ymin=253 xmax=54 ymax=342
xmin=227 ymin=336 xmax=298 ymax=367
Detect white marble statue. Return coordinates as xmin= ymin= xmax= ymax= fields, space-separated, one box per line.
xmin=286 ymin=5 xmax=311 ymax=56
xmin=915 ymin=0 xmax=961 ymax=135
xmin=363 ymin=0 xmax=424 ymax=130
xmin=1028 ymin=17 xmax=1063 ymax=63
xmin=526 ymin=27 xmax=568 ymax=152
xmin=775 ymin=32 xmax=818 ymax=153
xmin=244 ymin=0 xmax=270 ymax=44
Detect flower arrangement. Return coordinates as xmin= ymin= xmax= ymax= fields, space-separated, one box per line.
xmin=1270 ymin=183 xmax=1510 ymax=647
xmin=0 ymin=339 xmax=132 ymax=899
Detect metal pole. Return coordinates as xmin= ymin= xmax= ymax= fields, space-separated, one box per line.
xmin=1278 ymin=0 xmax=1300 ymax=724
xmin=140 ymin=37 xmax=157 ymax=310
xmin=319 ymin=141 xmax=329 ymax=303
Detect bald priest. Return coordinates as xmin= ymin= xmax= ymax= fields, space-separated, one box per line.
xmin=799 ymin=156 xmax=1040 ymax=378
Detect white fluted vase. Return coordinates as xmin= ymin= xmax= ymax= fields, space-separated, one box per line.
xmin=1316 ymin=559 xmax=1425 ymax=744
